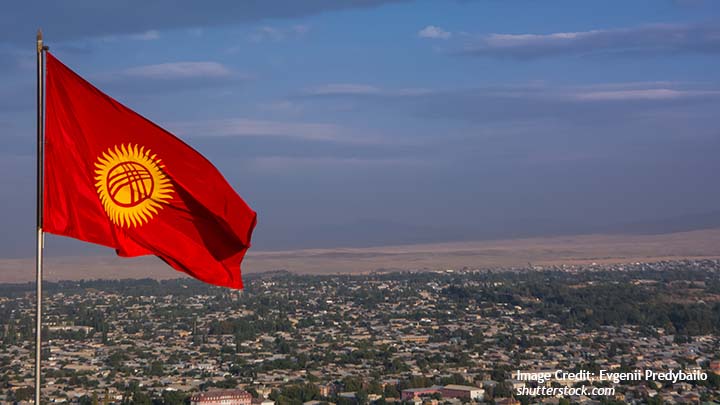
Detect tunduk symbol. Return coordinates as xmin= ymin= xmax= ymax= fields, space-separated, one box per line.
xmin=107 ymin=161 xmax=155 ymax=208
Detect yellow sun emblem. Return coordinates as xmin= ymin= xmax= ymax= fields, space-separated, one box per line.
xmin=94 ymin=144 xmax=173 ymax=228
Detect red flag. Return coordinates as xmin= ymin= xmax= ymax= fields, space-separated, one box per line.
xmin=43 ymin=52 xmax=257 ymax=289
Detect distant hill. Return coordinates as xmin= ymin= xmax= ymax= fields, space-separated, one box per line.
xmin=609 ymin=210 xmax=720 ymax=235
xmin=252 ymin=217 xmax=594 ymax=250
xmin=2 ymin=227 xmax=719 ymax=283
xmin=252 ymin=211 xmax=720 ymax=250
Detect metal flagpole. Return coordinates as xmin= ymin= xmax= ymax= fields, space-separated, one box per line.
xmin=35 ymin=29 xmax=47 ymax=405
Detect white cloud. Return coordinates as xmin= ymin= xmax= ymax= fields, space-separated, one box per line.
xmin=418 ymin=25 xmax=452 ymax=40
xmin=121 ymin=62 xmax=233 ymax=80
xmin=484 ymin=31 xmax=588 ymax=47
xmin=187 ymin=28 xmax=204 ymax=37
xmin=459 ymin=22 xmax=720 ymax=58
xmin=169 ymin=118 xmax=341 ymax=141
xmin=168 ymin=117 xmax=401 ymax=146
xmin=251 ymin=27 xmax=284 ymax=42
xmin=258 ymin=100 xmax=304 ymax=114
xmin=304 ymin=83 xmax=431 ymax=97
xmin=128 ymin=30 xmax=160 ymax=41
xmin=249 ymin=156 xmax=426 ymax=172
xmin=576 ymin=88 xmax=720 ymax=101
xmin=249 ymin=24 xmax=311 ymax=42
xmin=293 ymin=25 xmax=311 ymax=35
xmin=303 ymin=81 xmax=720 ymax=105
xmin=99 ymin=30 xmax=161 ymax=42
xmin=306 ymin=83 xmax=383 ymax=96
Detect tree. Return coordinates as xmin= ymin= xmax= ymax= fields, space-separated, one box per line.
xmin=148 ymin=361 xmax=164 ymax=376
xmin=342 ymin=376 xmax=363 ymax=392
xmin=368 ymin=380 xmax=383 ymax=395
xmin=646 ymin=396 xmax=663 ymax=405
xmin=247 ymin=387 xmax=260 ymax=398
xmin=162 ymin=390 xmax=188 ymax=405
xmin=384 ymin=384 xmax=400 ymax=399
xmin=14 ymin=386 xmax=33 ymax=402
xmin=356 ymin=389 xmax=369 ymax=405
xmin=128 ymin=392 xmax=152 ymax=405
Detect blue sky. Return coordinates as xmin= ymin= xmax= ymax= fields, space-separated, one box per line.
xmin=1 ymin=0 xmax=720 ymax=255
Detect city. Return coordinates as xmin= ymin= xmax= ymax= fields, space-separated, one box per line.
xmin=1 ymin=260 xmax=719 ymax=404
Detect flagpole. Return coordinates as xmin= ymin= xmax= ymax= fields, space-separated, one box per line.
xmin=35 ymin=29 xmax=47 ymax=405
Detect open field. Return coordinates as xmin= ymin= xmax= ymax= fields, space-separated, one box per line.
xmin=1 ymin=228 xmax=720 ymax=283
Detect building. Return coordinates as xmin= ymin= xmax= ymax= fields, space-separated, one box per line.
xmin=252 ymin=398 xmax=275 ymax=405
xmin=494 ymin=398 xmax=521 ymax=405
xmin=440 ymin=385 xmax=485 ymax=401
xmin=190 ymin=389 xmax=252 ymax=405
xmin=399 ymin=335 xmax=430 ymax=344
xmin=401 ymin=387 xmax=441 ymax=400
xmin=316 ymin=382 xmax=334 ymax=397
xmin=710 ymin=360 xmax=720 ymax=375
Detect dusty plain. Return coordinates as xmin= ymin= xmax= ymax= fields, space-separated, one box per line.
xmin=1 ymin=228 xmax=719 ymax=283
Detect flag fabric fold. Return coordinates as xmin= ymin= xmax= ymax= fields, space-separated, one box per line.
xmin=43 ymin=52 xmax=257 ymax=289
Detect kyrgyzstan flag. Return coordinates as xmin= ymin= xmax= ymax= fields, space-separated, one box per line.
xmin=43 ymin=52 xmax=257 ymax=289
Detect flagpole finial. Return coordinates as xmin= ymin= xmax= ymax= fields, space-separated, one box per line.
xmin=37 ymin=29 xmax=43 ymax=53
